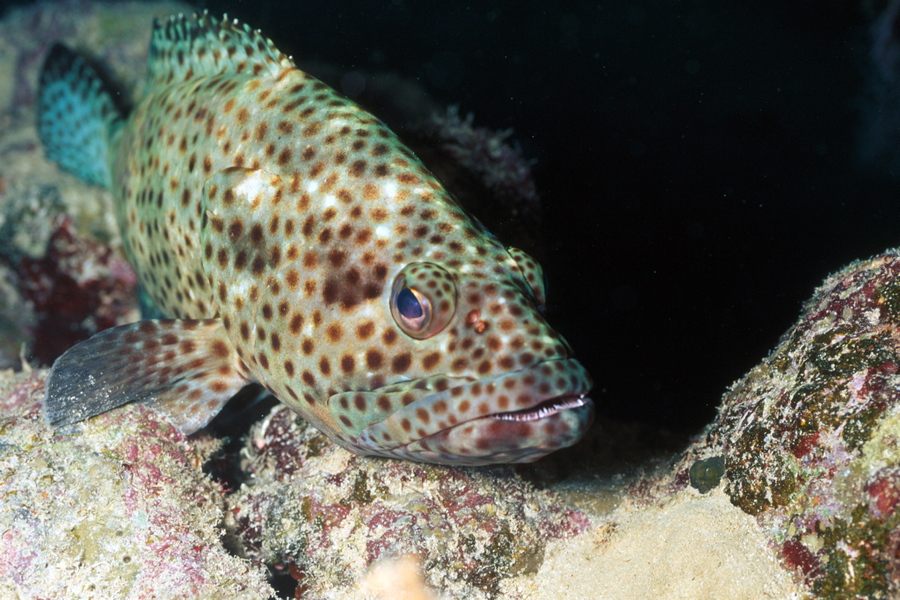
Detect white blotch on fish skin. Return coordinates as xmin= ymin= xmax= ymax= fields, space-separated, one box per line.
xmin=235 ymin=172 xmax=266 ymax=202
xmin=381 ymin=182 xmax=397 ymax=198
xmin=306 ymin=180 xmax=319 ymax=193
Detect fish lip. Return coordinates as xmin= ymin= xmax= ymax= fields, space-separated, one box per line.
xmin=382 ymin=388 xmax=595 ymax=466
xmin=353 ymin=357 xmax=593 ymax=456
xmin=435 ymin=360 xmax=594 ymax=429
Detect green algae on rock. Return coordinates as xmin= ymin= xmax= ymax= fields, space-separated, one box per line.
xmin=673 ymin=251 xmax=900 ymax=598
xmin=689 ymin=455 xmax=725 ymax=494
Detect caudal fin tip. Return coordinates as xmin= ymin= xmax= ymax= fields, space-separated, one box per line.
xmin=37 ymin=42 xmax=121 ymax=188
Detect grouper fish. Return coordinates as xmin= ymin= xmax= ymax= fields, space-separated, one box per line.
xmin=37 ymin=12 xmax=593 ymax=465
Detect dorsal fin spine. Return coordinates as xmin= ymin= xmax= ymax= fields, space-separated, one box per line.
xmin=147 ymin=11 xmax=292 ymax=87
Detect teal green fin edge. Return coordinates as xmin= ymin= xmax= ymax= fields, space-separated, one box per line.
xmin=37 ymin=43 xmax=122 ymax=188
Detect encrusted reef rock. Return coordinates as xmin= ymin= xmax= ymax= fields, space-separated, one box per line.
xmin=675 ymin=250 xmax=900 ymax=598
xmin=9 ymin=214 xmax=138 ymax=366
xmin=0 ymin=368 xmax=274 ymax=599
xmin=225 ymin=405 xmax=590 ymax=599
xmin=0 ymin=369 xmax=591 ymax=600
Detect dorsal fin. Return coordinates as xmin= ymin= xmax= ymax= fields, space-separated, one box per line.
xmin=147 ymin=11 xmax=293 ymax=86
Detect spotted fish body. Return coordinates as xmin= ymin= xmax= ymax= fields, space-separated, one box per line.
xmin=39 ymin=13 xmax=593 ymax=465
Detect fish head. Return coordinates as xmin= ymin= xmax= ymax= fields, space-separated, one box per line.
xmin=203 ymin=166 xmax=593 ymax=466
xmin=328 ymin=245 xmax=595 ymax=465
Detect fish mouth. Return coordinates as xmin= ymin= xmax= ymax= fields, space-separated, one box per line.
xmin=408 ymin=390 xmax=595 ymax=465
xmin=490 ymin=393 xmax=591 ymax=422
xmin=342 ymin=358 xmax=594 ymax=465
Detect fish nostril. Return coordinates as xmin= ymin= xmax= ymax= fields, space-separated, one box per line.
xmin=465 ymin=309 xmax=487 ymax=334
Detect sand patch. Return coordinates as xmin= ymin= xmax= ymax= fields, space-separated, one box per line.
xmin=508 ymin=486 xmax=805 ymax=600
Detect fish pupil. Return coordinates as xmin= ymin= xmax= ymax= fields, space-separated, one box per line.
xmin=397 ymin=287 xmax=424 ymax=319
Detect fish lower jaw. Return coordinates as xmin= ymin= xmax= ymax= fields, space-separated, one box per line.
xmin=360 ymin=390 xmax=594 ymax=466
xmin=380 ymin=397 xmax=595 ymax=466
xmin=490 ymin=393 xmax=591 ymax=423
xmin=347 ymin=358 xmax=595 ymax=464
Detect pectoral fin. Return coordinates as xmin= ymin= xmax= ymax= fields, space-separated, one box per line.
xmin=45 ymin=318 xmax=251 ymax=434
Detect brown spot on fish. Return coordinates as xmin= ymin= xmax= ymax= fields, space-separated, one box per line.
xmin=277 ymin=146 xmax=293 ymax=166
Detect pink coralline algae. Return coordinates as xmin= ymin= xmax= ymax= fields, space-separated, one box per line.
xmin=0 ymin=369 xmax=274 ymax=599
xmin=226 ymin=405 xmax=591 ymax=599
xmin=11 ymin=215 xmax=138 ymax=365
xmin=672 ymin=251 xmax=900 ymax=598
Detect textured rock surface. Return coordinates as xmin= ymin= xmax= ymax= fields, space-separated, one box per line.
xmin=0 ymin=364 xmax=806 ymax=600
xmin=519 ymin=487 xmax=801 ymax=600
xmin=673 ymin=250 xmax=900 ymax=598
xmin=12 ymin=215 xmax=138 ymax=365
xmin=0 ymin=368 xmax=274 ymax=599
xmin=225 ymin=405 xmax=589 ymax=599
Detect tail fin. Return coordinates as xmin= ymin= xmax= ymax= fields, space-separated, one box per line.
xmin=37 ymin=44 xmax=123 ymax=188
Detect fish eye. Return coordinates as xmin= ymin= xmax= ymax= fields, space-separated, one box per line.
xmin=390 ymin=263 xmax=457 ymax=339
xmin=394 ymin=286 xmax=430 ymax=333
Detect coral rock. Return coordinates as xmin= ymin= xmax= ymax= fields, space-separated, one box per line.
xmin=674 ymin=250 xmax=900 ymax=598
xmin=225 ymin=404 xmax=591 ymax=599
xmin=0 ymin=369 xmax=274 ymax=599
xmin=14 ymin=214 xmax=138 ymax=365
